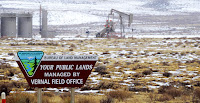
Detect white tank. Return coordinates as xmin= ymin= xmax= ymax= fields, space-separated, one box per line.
xmin=1 ymin=13 xmax=16 ymax=38
xmin=17 ymin=13 xmax=32 ymax=38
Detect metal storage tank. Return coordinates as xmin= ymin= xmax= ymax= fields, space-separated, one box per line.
xmin=1 ymin=13 xmax=16 ymax=38
xmin=41 ymin=9 xmax=48 ymax=38
xmin=18 ymin=13 xmax=32 ymax=38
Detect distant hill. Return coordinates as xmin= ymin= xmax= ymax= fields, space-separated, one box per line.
xmin=0 ymin=0 xmax=200 ymax=26
xmin=144 ymin=0 xmax=170 ymax=11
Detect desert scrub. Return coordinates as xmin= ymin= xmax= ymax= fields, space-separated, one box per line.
xmin=156 ymin=94 xmax=172 ymax=102
xmin=100 ymin=97 xmax=113 ymax=103
xmin=158 ymin=86 xmax=183 ymax=99
xmin=95 ymin=80 xmax=118 ymax=90
xmin=46 ymin=95 xmax=64 ymax=103
xmin=131 ymin=63 xmax=148 ymax=70
xmin=60 ymin=93 xmax=71 ymax=103
xmin=142 ymin=69 xmax=152 ymax=75
xmin=95 ymin=66 xmax=108 ymax=75
xmin=163 ymin=72 xmax=172 ymax=77
xmin=0 ymin=63 xmax=11 ymax=69
xmin=7 ymin=92 xmax=37 ymax=103
xmin=107 ymin=90 xmax=132 ymax=101
xmin=192 ymin=87 xmax=200 ymax=102
xmin=76 ymin=94 xmax=100 ymax=103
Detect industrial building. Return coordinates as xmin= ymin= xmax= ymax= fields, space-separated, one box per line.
xmin=0 ymin=9 xmax=53 ymax=38
xmin=17 ymin=13 xmax=32 ymax=38
xmin=0 ymin=13 xmax=16 ymax=38
xmin=0 ymin=13 xmax=33 ymax=38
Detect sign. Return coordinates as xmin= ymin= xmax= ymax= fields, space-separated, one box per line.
xmin=15 ymin=51 xmax=98 ymax=88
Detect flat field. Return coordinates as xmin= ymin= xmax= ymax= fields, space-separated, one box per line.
xmin=0 ymin=37 xmax=200 ymax=103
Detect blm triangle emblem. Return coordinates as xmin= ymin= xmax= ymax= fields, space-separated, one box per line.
xmin=17 ymin=51 xmax=44 ymax=77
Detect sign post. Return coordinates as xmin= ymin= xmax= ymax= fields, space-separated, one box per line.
xmin=70 ymin=88 xmax=75 ymax=103
xmin=15 ymin=51 xmax=98 ymax=103
xmin=37 ymin=88 xmax=42 ymax=103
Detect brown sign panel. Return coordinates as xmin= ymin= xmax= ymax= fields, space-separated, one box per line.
xmin=16 ymin=51 xmax=98 ymax=88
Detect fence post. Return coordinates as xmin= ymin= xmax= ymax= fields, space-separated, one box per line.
xmin=1 ymin=92 xmax=6 ymax=103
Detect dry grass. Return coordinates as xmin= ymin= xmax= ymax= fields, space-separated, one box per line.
xmin=5 ymin=92 xmax=71 ymax=103
xmin=2 ymin=87 xmax=199 ymax=103
xmin=100 ymin=97 xmax=114 ymax=103
xmin=156 ymin=94 xmax=172 ymax=102
xmin=0 ymin=38 xmax=200 ymax=103
xmin=107 ymin=90 xmax=132 ymax=101
xmin=76 ymin=94 xmax=102 ymax=103
xmin=7 ymin=92 xmax=37 ymax=103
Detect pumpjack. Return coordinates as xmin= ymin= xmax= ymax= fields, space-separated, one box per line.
xmin=96 ymin=9 xmax=133 ymax=38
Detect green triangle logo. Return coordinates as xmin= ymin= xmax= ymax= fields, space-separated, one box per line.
xmin=17 ymin=51 xmax=44 ymax=77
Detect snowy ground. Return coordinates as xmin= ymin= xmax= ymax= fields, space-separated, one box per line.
xmin=0 ymin=0 xmax=200 ymax=95
xmin=0 ymin=38 xmax=199 ymax=94
xmin=0 ymin=0 xmax=200 ymax=37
